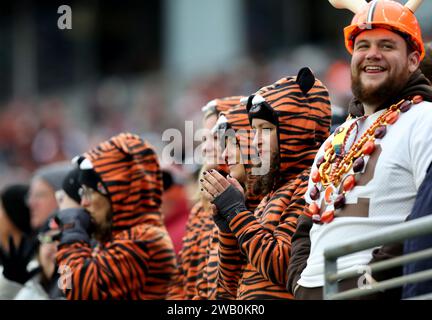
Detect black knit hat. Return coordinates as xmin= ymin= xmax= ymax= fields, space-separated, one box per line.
xmin=0 ymin=184 xmax=32 ymax=235
xmin=62 ymin=168 xmax=82 ymax=204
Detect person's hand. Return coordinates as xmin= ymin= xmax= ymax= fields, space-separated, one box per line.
xmin=199 ymin=171 xmax=214 ymax=202
xmin=201 ymin=170 xmax=247 ymax=223
xmin=55 ymin=208 xmax=93 ymax=245
xmin=200 ymin=170 xmax=244 ymax=201
xmin=0 ymin=235 xmax=40 ymax=284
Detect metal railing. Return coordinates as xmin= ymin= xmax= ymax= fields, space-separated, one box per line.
xmin=323 ymin=215 xmax=432 ymax=300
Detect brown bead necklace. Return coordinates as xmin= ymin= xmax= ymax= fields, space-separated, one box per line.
xmin=309 ymin=95 xmax=423 ymax=224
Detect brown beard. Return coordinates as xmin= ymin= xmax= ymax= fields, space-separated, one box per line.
xmin=351 ymin=68 xmax=410 ymax=109
xmin=250 ymin=151 xmax=280 ymax=196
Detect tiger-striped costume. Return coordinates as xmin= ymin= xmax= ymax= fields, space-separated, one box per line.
xmin=216 ymin=68 xmax=332 ymax=299
xmin=215 ymin=102 xmax=265 ymax=299
xmin=56 ymin=133 xmax=176 ymax=299
xmin=167 ymin=96 xmax=263 ymax=299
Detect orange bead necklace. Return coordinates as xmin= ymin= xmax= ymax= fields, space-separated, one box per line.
xmin=309 ymin=95 xmax=423 ymax=224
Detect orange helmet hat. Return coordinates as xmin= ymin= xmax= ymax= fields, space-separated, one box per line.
xmin=329 ymin=0 xmax=425 ymax=60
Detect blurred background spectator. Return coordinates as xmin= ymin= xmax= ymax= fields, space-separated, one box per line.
xmin=0 ymin=184 xmax=33 ymax=252
xmin=420 ymin=42 xmax=432 ymax=82
xmin=161 ymin=164 xmax=191 ymax=254
xmin=27 ymin=161 xmax=72 ymax=230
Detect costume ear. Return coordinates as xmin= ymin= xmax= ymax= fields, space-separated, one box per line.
xmin=72 ymin=155 xmax=86 ymax=167
xmin=245 ymin=95 xmax=255 ymax=112
xmin=296 ymin=67 xmax=315 ymax=95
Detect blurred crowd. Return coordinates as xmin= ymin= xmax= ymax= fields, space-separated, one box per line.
xmin=0 ymin=45 xmax=352 ymax=188
xmin=0 ymin=46 xmax=353 ymax=255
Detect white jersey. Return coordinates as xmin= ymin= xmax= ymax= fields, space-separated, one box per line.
xmin=298 ymin=100 xmax=432 ymax=288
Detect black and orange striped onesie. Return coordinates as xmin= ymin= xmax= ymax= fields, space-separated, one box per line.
xmin=216 ymin=69 xmax=332 ymax=299
xmin=56 ymin=133 xmax=176 ymax=299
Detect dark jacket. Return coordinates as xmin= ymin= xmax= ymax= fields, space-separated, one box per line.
xmin=402 ymin=163 xmax=432 ymax=299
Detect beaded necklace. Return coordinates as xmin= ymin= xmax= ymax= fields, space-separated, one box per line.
xmin=309 ymin=95 xmax=424 ymax=224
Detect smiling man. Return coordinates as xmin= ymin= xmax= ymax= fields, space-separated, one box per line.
xmin=287 ymin=0 xmax=432 ymax=300
xmin=350 ymin=28 xmax=422 ymax=115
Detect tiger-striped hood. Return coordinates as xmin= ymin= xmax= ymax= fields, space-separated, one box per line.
xmin=211 ymin=97 xmax=251 ymax=171
xmin=218 ymin=103 xmax=263 ymax=209
xmin=222 ymin=103 xmax=256 ymax=173
xmin=247 ymin=67 xmax=332 ymax=186
xmin=80 ymin=133 xmax=163 ymax=235
xmin=202 ymin=96 xmax=244 ymax=116
xmin=202 ymin=96 xmax=244 ymax=176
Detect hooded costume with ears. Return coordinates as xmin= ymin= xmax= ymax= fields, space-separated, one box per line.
xmin=56 ymin=133 xmax=176 ymax=299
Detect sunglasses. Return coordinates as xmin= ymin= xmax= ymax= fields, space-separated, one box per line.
xmin=78 ymin=183 xmax=108 ymax=202
xmin=78 ymin=185 xmax=93 ymax=202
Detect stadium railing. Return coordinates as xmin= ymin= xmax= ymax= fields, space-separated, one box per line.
xmin=323 ymin=215 xmax=432 ymax=300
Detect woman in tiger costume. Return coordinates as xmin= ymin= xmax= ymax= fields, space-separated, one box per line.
xmin=167 ymin=97 xmax=241 ymax=299
xmin=201 ymin=67 xmax=332 ymax=299
xmin=55 ymin=132 xmax=176 ymax=299
xmin=208 ymin=101 xmax=266 ymax=299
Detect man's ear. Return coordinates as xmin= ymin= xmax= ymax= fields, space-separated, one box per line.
xmin=296 ymin=67 xmax=315 ymax=95
xmin=408 ymin=51 xmax=421 ymax=73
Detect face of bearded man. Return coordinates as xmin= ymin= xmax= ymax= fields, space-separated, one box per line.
xmin=350 ymin=28 xmax=419 ymax=110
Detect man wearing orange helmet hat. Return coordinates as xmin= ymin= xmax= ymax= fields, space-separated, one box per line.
xmin=288 ymin=0 xmax=432 ymax=299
